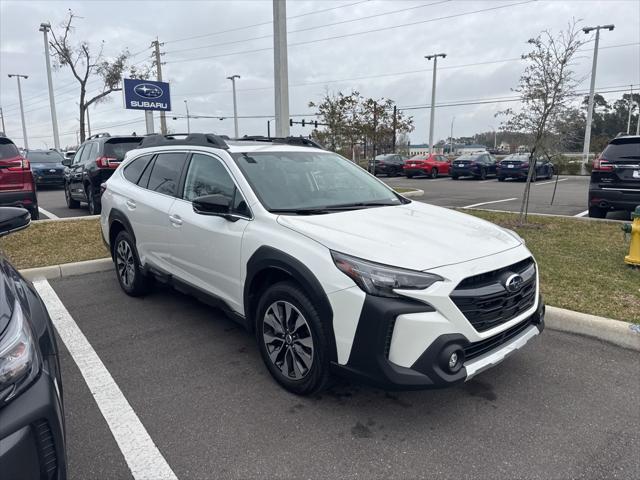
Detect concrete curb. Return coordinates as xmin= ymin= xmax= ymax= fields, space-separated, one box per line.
xmin=20 ymin=257 xmax=113 ymax=281
xmin=33 ymin=215 xmax=99 ymax=224
xmin=17 ymin=257 xmax=640 ymax=351
xmin=400 ymin=189 xmax=424 ymax=198
xmin=546 ymin=306 xmax=640 ymax=351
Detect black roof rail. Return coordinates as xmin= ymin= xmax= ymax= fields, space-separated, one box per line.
xmin=86 ymin=132 xmax=111 ymax=140
xmin=137 ymin=133 xmax=229 ymax=150
xmin=235 ymin=135 xmax=325 ymax=149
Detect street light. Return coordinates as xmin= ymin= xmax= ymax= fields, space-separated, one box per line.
xmin=7 ymin=74 xmax=29 ymax=149
xmin=39 ymin=22 xmax=60 ymax=150
xmin=488 ymin=124 xmax=497 ymax=149
xmin=582 ymin=24 xmax=614 ymax=165
xmin=226 ymin=74 xmax=240 ymax=138
xmin=449 ymin=116 xmax=455 ymax=155
xmin=425 ymin=53 xmax=446 ymax=155
xmin=184 ymin=99 xmax=191 ymax=134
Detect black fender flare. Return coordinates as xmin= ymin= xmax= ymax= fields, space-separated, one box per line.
xmin=244 ymin=245 xmax=337 ymax=362
xmin=107 ymin=208 xmax=137 ymax=256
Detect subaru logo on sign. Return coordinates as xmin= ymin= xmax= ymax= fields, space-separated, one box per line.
xmin=504 ymin=274 xmax=524 ymax=293
xmin=134 ymin=83 xmax=163 ymax=99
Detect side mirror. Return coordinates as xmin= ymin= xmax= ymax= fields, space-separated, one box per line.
xmin=62 ymin=158 xmax=72 ymax=167
xmin=0 ymin=207 xmax=31 ymax=237
xmin=193 ymin=194 xmax=233 ymax=219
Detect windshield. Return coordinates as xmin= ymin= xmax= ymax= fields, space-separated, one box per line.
xmin=409 ymin=155 xmax=427 ymax=160
xmin=26 ymin=151 xmax=64 ymax=163
xmin=375 ymin=154 xmax=392 ymax=160
xmin=232 ymin=151 xmax=403 ymax=212
xmin=456 ymin=154 xmax=480 ymax=161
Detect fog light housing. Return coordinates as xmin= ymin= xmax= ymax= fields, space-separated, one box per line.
xmin=440 ymin=345 xmax=465 ymax=374
xmin=448 ymin=352 xmax=459 ymax=370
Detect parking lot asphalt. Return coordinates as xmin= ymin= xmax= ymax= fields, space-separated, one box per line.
xmin=382 ymin=174 xmax=631 ymax=221
xmin=37 ymin=186 xmax=92 ymax=219
xmin=49 ymin=270 xmax=640 ymax=480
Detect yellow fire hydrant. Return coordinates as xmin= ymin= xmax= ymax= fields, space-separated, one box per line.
xmin=622 ymin=206 xmax=640 ymax=266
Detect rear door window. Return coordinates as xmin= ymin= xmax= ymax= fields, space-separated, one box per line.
xmin=146 ymin=152 xmax=187 ymax=196
xmin=104 ymin=138 xmax=142 ymax=161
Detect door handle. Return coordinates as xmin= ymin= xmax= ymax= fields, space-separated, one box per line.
xmin=126 ymin=199 xmax=136 ymax=209
xmin=169 ymin=214 xmax=183 ymax=226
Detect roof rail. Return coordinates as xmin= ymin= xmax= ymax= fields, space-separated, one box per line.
xmin=235 ymin=135 xmax=325 ymax=149
xmin=137 ymin=133 xmax=229 ymax=150
xmin=86 ymin=132 xmax=111 ymax=140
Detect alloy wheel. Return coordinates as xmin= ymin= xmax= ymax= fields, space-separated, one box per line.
xmin=262 ymin=300 xmax=314 ymax=380
xmin=116 ymin=240 xmax=136 ymax=288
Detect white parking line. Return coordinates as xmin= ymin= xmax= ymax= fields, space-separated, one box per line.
xmin=574 ymin=210 xmax=589 ymax=217
xmin=463 ymin=197 xmax=518 ymax=209
xmin=536 ymin=178 xmax=568 ymax=186
xmin=38 ymin=207 xmax=59 ymax=219
xmin=33 ymin=279 xmax=178 ymax=480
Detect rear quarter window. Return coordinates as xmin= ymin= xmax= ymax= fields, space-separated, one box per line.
xmin=123 ymin=154 xmax=153 ymax=184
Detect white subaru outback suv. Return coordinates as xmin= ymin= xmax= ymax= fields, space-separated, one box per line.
xmin=100 ymin=133 xmax=544 ymax=395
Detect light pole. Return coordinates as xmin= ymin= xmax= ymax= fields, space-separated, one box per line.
xmin=449 ymin=116 xmax=455 ymax=155
xmin=582 ymin=24 xmax=614 ymax=165
xmin=7 ymin=74 xmax=29 ymax=149
xmin=425 ymin=53 xmax=446 ymax=155
xmin=273 ymin=0 xmax=290 ymax=137
xmin=184 ymin=100 xmax=191 ymax=134
xmin=627 ymin=85 xmax=636 ymax=134
xmin=488 ymin=124 xmax=497 ymax=149
xmin=0 ymin=106 xmax=6 ymax=133
xmin=227 ymin=74 xmax=240 ymax=138
xmin=39 ymin=22 xmax=60 ymax=150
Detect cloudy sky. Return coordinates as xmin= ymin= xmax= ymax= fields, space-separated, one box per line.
xmin=1 ymin=0 xmax=639 ymax=149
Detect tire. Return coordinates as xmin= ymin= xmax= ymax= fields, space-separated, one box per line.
xmin=588 ymin=205 xmax=607 ymax=219
xmin=451 ymin=175 xmax=459 ymax=180
xmin=531 ymin=171 xmax=537 ymax=182
xmin=548 ymin=167 xmax=554 ymax=180
xmin=113 ymin=230 xmax=152 ymax=296
xmin=29 ymin=207 xmax=39 ymax=220
xmin=86 ymin=185 xmax=102 ymax=215
xmin=65 ymin=183 xmax=80 ymax=209
xmin=256 ymin=281 xmax=333 ymax=395
xmin=498 ymin=176 xmax=506 ymax=182
xmin=430 ymin=167 xmax=438 ymax=179
xmin=406 ymin=173 xmax=414 ymax=179
xmin=479 ymin=168 xmax=487 ymax=180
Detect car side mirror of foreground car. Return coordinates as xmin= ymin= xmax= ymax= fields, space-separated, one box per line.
xmin=0 ymin=207 xmax=31 ymax=237
xmin=62 ymin=158 xmax=72 ymax=167
xmin=193 ymin=194 xmax=236 ymax=220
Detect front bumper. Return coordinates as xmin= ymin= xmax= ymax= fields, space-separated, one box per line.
xmin=0 ymin=365 xmax=67 ymax=480
xmin=33 ymin=174 xmax=65 ymax=186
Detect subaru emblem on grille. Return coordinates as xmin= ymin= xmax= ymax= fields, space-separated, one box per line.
xmin=504 ymin=274 xmax=524 ymax=292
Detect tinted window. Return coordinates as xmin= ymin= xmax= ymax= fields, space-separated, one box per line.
xmin=104 ymin=138 xmax=141 ymax=161
xmin=72 ymin=146 xmax=84 ymax=165
xmin=0 ymin=141 xmax=20 ymax=160
xmin=123 ymin=154 xmax=153 ymax=184
xmin=147 ymin=152 xmax=186 ymax=196
xmin=78 ymin=143 xmax=95 ymax=164
xmin=26 ymin=151 xmax=64 ymax=163
xmin=603 ymin=139 xmax=640 ymax=161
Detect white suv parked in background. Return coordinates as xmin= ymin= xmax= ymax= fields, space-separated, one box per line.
xmin=100 ymin=134 xmax=544 ymax=395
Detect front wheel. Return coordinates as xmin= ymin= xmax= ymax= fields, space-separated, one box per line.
xmin=548 ymin=167 xmax=554 ymax=180
xmin=498 ymin=176 xmax=506 ymax=182
xmin=451 ymin=175 xmax=459 ymax=180
xmin=588 ymin=205 xmax=607 ymax=219
xmin=256 ymin=281 xmax=332 ymax=395
xmin=113 ymin=230 xmax=152 ymax=296
xmin=479 ymin=168 xmax=487 ymax=180
xmin=430 ymin=168 xmax=438 ymax=179
xmin=406 ymin=173 xmax=414 ymax=179
xmin=65 ymin=183 xmax=80 ymax=209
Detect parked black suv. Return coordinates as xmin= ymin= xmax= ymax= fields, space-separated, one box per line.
xmin=368 ymin=154 xmax=405 ymax=176
xmin=63 ymin=133 xmax=141 ymax=214
xmin=588 ymin=135 xmax=640 ymax=218
xmin=0 ymin=207 xmax=67 ymax=479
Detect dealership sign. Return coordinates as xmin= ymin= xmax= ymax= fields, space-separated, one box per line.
xmin=123 ymin=78 xmax=171 ymax=111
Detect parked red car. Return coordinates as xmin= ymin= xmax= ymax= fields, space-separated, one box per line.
xmin=403 ymin=154 xmax=450 ymax=178
xmin=0 ymin=136 xmax=38 ymax=219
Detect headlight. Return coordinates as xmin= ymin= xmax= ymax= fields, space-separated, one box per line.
xmin=503 ymin=228 xmax=525 ymax=244
xmin=0 ymin=301 xmax=40 ymax=404
xmin=331 ymin=251 xmax=443 ymax=298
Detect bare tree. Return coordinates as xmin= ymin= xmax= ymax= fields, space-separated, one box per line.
xmin=48 ymin=10 xmax=149 ymax=142
xmin=500 ymin=21 xmax=584 ymax=224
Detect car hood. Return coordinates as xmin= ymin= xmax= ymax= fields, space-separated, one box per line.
xmin=31 ymin=162 xmax=63 ymax=169
xmin=277 ymin=202 xmax=522 ymax=271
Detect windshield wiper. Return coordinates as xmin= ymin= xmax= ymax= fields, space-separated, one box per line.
xmin=323 ymin=201 xmax=399 ymax=209
xmin=269 ymin=208 xmax=332 ymax=215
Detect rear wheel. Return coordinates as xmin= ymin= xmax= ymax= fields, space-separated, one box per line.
xmin=113 ymin=230 xmax=152 ymax=296
xmin=498 ymin=176 xmax=506 ymax=182
xmin=406 ymin=172 xmax=414 ymax=179
xmin=430 ymin=167 xmax=438 ymax=179
xmin=65 ymin=183 xmax=80 ymax=209
xmin=256 ymin=281 xmax=332 ymax=395
xmin=531 ymin=171 xmax=537 ymax=182
xmin=479 ymin=168 xmax=487 ymax=180
xmin=451 ymin=175 xmax=459 ymax=180
xmin=588 ymin=205 xmax=607 ymax=219
xmin=548 ymin=167 xmax=554 ymax=180
xmin=86 ymin=185 xmax=101 ymax=215
xmin=28 ymin=206 xmax=39 ymax=220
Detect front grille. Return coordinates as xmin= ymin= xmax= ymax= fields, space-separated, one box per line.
xmin=34 ymin=420 xmax=58 ymax=479
xmin=384 ymin=317 xmax=397 ymax=359
xmin=451 ymin=258 xmax=536 ymax=332
xmin=464 ymin=317 xmax=534 ymax=361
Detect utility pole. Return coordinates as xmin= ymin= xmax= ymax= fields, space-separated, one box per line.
xmin=392 ymin=105 xmax=397 ymax=153
xmin=627 ymin=85 xmax=635 ymax=134
xmin=184 ymin=100 xmax=191 ymax=134
xmin=273 ymin=0 xmax=290 ymax=137
xmin=582 ymin=24 xmax=614 ymax=165
xmin=227 ymin=74 xmax=240 ymax=137
xmin=7 ymin=74 xmax=29 ymax=149
xmin=39 ymin=23 xmax=60 ymax=150
xmin=0 ymin=107 xmax=6 ymax=133
xmin=425 ymin=53 xmax=446 ymax=155
xmin=488 ymin=124 xmax=497 ymax=149
xmin=152 ymin=39 xmax=167 ymax=134
xmin=449 ymin=116 xmax=455 ymax=155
